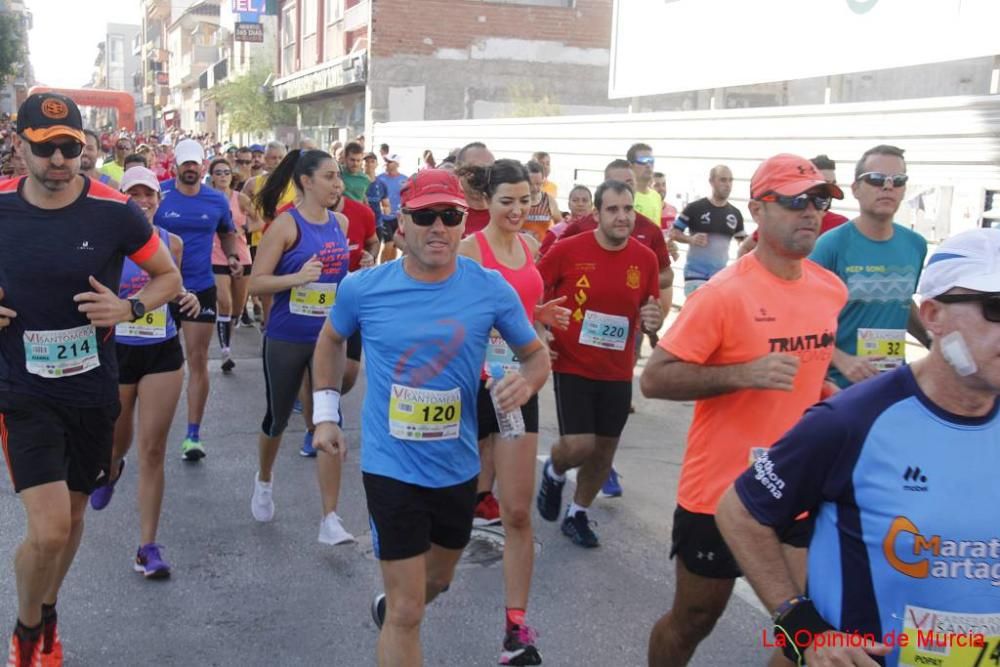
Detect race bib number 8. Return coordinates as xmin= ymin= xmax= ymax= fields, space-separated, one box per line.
xmin=290 ymin=282 xmax=337 ymax=317
xmin=857 ymin=328 xmax=905 ymax=372
xmin=23 ymin=325 xmax=101 ymax=378
xmin=115 ymin=305 xmax=168 ymax=339
xmin=388 ymin=384 xmax=462 ymax=441
xmin=899 ymin=606 xmax=999 ymax=667
xmin=579 ymin=310 xmax=630 ymax=351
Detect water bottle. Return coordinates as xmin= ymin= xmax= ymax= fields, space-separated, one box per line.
xmin=488 ymin=362 xmax=525 ymax=439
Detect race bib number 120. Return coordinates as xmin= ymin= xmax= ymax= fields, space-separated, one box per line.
xmin=23 ymin=325 xmax=100 ymax=378
xmin=388 ymin=384 xmax=461 ymax=441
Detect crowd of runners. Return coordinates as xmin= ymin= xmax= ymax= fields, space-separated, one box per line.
xmin=0 ymin=92 xmax=997 ymax=667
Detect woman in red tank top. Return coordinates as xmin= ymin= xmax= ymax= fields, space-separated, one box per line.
xmin=456 ymin=159 xmax=569 ymax=664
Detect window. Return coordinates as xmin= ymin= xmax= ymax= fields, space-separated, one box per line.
xmin=109 ymin=36 xmax=125 ymax=65
xmin=326 ymin=0 xmax=343 ymax=23
xmin=282 ymin=4 xmax=296 ymax=73
xmin=302 ymin=0 xmax=317 ymax=36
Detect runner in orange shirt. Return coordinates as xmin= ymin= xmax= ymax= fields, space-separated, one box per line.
xmin=639 ymin=154 xmax=847 ymax=666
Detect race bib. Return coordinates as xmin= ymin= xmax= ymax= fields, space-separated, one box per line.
xmin=290 ymin=282 xmax=337 ymax=317
xmin=23 ymin=325 xmax=100 ymax=378
xmin=388 ymin=384 xmax=461 ymax=441
xmin=899 ymin=606 xmax=1000 ymax=666
xmin=857 ymin=328 xmax=906 ymax=372
xmin=115 ymin=306 xmax=168 ymax=339
xmin=484 ymin=328 xmax=519 ymax=376
xmin=579 ymin=310 xmax=630 ymax=351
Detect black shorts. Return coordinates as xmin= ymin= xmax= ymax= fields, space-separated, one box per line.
xmin=347 ymin=330 xmax=362 ymax=362
xmin=116 ymin=337 xmax=184 ymax=385
xmin=553 ymin=372 xmax=632 ymax=438
xmin=379 ymin=218 xmax=399 ymax=242
xmin=363 ymin=472 xmax=478 ymax=561
xmin=173 ymin=286 xmax=218 ymax=324
xmin=0 ymin=392 xmax=120 ymax=495
xmin=212 ymin=264 xmax=252 ymax=276
xmin=476 ymin=380 xmax=539 ymax=439
xmin=669 ymin=505 xmax=813 ymax=579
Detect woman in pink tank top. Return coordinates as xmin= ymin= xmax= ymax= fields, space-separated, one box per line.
xmin=456 ymin=159 xmax=570 ymax=664
xmin=208 ymin=158 xmax=261 ymax=371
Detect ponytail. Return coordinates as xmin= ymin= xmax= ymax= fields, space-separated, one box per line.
xmin=455 ymin=158 xmax=528 ymax=200
xmin=254 ymin=148 xmax=336 ymax=220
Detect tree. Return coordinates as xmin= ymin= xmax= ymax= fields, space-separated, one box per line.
xmin=210 ymin=64 xmax=294 ymax=135
xmin=0 ymin=11 xmax=27 ymax=83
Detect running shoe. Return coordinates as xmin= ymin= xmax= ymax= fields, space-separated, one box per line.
xmin=299 ymin=431 xmax=317 ymax=458
xmin=535 ymin=460 xmax=565 ymax=522
xmin=220 ymin=352 xmax=235 ymax=373
xmin=133 ymin=543 xmax=171 ymax=579
xmin=89 ymin=459 xmax=125 ymax=510
xmin=7 ymin=627 xmax=41 ymax=667
xmin=370 ymin=593 xmax=386 ymax=630
xmin=600 ymin=467 xmax=623 ymax=498
xmin=239 ymin=312 xmax=254 ymax=327
xmin=292 ymin=399 xmax=303 ymax=415
xmin=473 ymin=492 xmax=502 ymax=526
xmin=561 ymin=510 xmax=599 ymax=548
xmin=500 ymin=624 xmax=542 ymax=666
xmin=251 ymin=473 xmax=274 ymax=522
xmin=181 ymin=438 xmax=205 ymax=462
xmin=318 ymin=512 xmax=355 ymax=545
xmin=40 ymin=609 xmax=61 ymax=667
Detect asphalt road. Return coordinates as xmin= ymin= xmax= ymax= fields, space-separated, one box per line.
xmin=0 ymin=319 xmax=775 ymax=666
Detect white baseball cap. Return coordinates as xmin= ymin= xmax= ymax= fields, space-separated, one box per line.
xmin=917 ymin=228 xmax=1000 ymax=299
xmin=385 ymin=153 xmax=401 ymax=164
xmin=119 ymin=166 xmax=161 ymax=194
xmin=174 ymin=138 xmax=205 ymax=166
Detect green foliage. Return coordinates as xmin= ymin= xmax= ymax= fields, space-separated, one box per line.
xmin=211 ymin=64 xmax=294 ymax=134
xmin=0 ymin=12 xmax=27 ymax=82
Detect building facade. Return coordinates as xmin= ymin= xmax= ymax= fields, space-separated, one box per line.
xmin=0 ymin=0 xmax=33 ymax=116
xmin=272 ymin=0 xmax=623 ymax=148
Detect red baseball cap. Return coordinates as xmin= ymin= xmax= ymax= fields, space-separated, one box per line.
xmin=750 ymin=153 xmax=844 ymax=200
xmin=401 ymin=169 xmax=468 ymax=210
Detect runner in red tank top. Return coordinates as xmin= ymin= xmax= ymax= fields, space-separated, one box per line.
xmin=457 ymin=159 xmax=570 ymax=666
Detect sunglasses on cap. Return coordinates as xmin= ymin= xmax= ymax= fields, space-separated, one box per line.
xmin=632 ymin=156 xmax=655 ymax=166
xmin=26 ymin=140 xmax=84 ymax=159
xmin=404 ymin=208 xmax=465 ymax=227
xmin=933 ymin=292 xmax=1000 ymax=323
xmin=857 ymin=172 xmax=908 ymax=188
xmin=756 ymin=192 xmax=832 ymax=211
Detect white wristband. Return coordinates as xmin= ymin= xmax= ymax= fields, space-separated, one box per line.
xmin=312 ymin=389 xmax=341 ymax=425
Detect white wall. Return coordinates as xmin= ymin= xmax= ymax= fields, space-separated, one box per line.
xmin=374 ymin=94 xmax=1000 ymax=241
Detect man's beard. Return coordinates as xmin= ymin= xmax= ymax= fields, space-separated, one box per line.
xmin=179 ymin=171 xmax=199 ymax=184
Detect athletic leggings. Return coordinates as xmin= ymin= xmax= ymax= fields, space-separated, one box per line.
xmin=261 ymin=337 xmax=314 ymax=437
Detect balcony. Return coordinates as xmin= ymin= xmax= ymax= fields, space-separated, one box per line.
xmin=192 ymin=45 xmax=220 ymax=64
xmin=344 ymin=0 xmax=369 ymax=33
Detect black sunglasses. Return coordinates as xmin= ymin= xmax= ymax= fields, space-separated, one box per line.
xmin=26 ymin=140 xmax=84 ymax=159
xmin=757 ymin=192 xmax=831 ymax=211
xmin=404 ymin=208 xmax=465 ymax=227
xmin=857 ymin=172 xmax=908 ymax=188
xmin=933 ymin=292 xmax=1000 ymax=323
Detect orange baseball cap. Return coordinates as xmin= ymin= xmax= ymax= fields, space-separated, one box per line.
xmin=16 ymin=93 xmax=85 ymax=144
xmin=750 ymin=153 xmax=844 ymax=200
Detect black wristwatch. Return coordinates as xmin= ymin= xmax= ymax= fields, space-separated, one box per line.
xmin=128 ymin=298 xmax=146 ymax=321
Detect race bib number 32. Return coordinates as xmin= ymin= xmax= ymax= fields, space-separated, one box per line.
xmin=388 ymin=384 xmax=461 ymax=441
xmin=290 ymin=282 xmax=337 ymax=317
xmin=857 ymin=328 xmax=905 ymax=372
xmin=579 ymin=310 xmax=630 ymax=351
xmin=23 ymin=325 xmax=100 ymax=378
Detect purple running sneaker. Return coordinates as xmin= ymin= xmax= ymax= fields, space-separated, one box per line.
xmin=133 ymin=543 xmax=171 ymax=579
xmin=90 ymin=460 xmax=125 ymax=510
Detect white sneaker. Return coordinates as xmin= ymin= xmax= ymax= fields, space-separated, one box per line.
xmin=251 ymin=473 xmax=275 ymax=522
xmin=318 ymin=511 xmax=355 ymax=545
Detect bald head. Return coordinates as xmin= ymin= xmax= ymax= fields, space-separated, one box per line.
xmin=710 ymin=164 xmax=733 ymax=202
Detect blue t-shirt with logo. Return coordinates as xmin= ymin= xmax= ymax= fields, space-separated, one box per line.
xmin=810 ymin=221 xmax=927 ymax=387
xmin=375 ymin=173 xmax=408 ymax=221
xmin=154 ymin=182 xmax=234 ymax=291
xmin=328 ymin=257 xmax=537 ymax=488
xmin=734 ymin=367 xmax=1000 ymax=667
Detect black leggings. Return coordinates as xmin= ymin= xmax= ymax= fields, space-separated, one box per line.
xmin=261 ymin=337 xmax=314 ymax=437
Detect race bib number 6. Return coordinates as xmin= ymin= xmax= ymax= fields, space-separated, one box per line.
xmin=23 ymin=325 xmax=100 ymax=378
xmin=290 ymin=282 xmax=337 ymax=317
xmin=388 ymin=384 xmax=462 ymax=441
xmin=115 ymin=305 xmax=168 ymax=339
xmin=579 ymin=310 xmax=630 ymax=351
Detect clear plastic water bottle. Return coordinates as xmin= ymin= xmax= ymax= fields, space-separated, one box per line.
xmin=488 ymin=362 xmax=525 ymax=439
